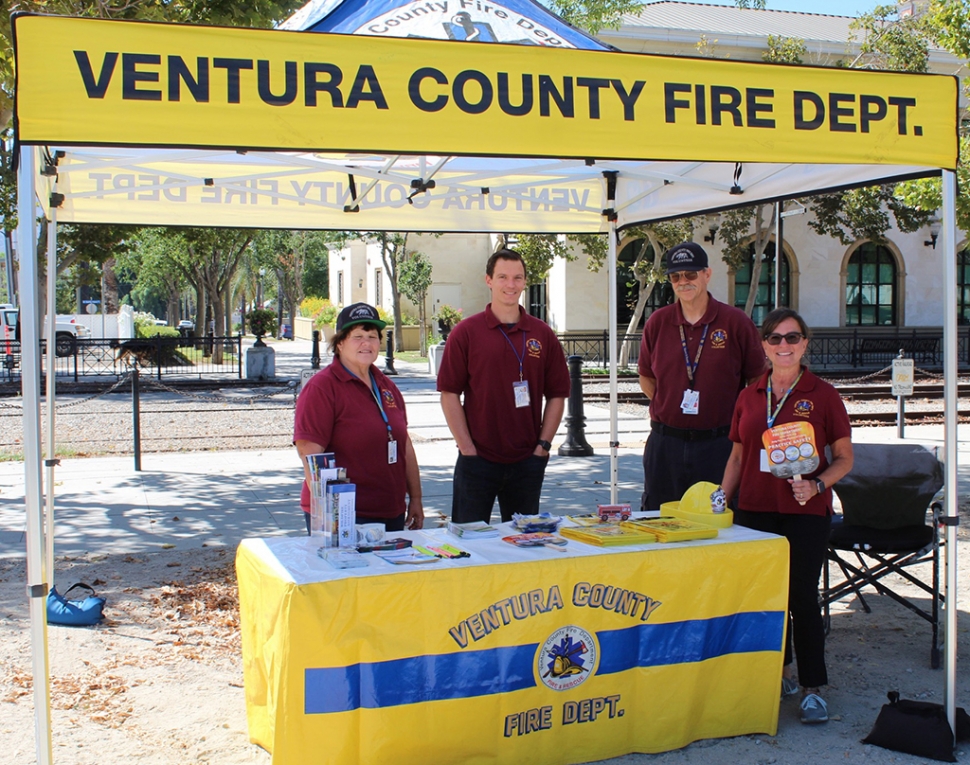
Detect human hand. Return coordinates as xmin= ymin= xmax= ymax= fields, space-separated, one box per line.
xmin=405 ymin=497 xmax=425 ymax=530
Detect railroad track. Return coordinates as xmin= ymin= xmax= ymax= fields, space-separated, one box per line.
xmin=581 ymin=381 xmax=970 ymax=427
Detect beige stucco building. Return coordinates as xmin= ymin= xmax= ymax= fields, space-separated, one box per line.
xmin=329 ymin=1 xmax=968 ymax=345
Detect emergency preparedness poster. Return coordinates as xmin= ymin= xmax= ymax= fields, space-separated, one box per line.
xmin=14 ymin=14 xmax=958 ymax=167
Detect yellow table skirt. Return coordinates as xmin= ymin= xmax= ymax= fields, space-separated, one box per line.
xmin=238 ymin=526 xmax=789 ymax=765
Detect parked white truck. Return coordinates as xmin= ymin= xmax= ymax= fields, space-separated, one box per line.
xmin=0 ymin=304 xmax=91 ymax=356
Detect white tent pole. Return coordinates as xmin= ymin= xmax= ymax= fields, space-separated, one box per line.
xmin=44 ymin=199 xmax=57 ymax=578
xmin=19 ymin=145 xmax=53 ymax=764
xmin=940 ymin=168 xmax=958 ymax=737
xmin=606 ymin=173 xmax=618 ymax=504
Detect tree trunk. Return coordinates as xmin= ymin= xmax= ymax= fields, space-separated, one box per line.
xmin=102 ymin=257 xmax=120 ymax=315
xmin=618 ymin=236 xmax=665 ymax=368
xmin=744 ymin=205 xmax=775 ymax=318
xmin=418 ymin=292 xmax=428 ymax=357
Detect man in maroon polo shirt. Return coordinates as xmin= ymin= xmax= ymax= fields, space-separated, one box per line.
xmin=437 ymin=249 xmax=570 ymax=523
xmin=638 ymin=241 xmax=764 ymax=510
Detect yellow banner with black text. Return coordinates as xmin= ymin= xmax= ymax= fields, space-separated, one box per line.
xmin=14 ymin=14 xmax=958 ymax=167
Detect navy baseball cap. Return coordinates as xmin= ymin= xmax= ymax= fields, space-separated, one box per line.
xmin=664 ymin=242 xmax=709 ymax=274
xmin=336 ymin=303 xmax=387 ymax=331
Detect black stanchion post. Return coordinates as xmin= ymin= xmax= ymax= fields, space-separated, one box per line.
xmin=131 ymin=363 xmax=142 ymax=472
xmin=559 ymin=355 xmax=594 ymax=456
xmin=311 ymin=330 xmax=321 ymax=370
xmin=384 ymin=328 xmax=398 ymax=376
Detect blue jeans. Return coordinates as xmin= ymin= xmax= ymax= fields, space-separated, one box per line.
xmin=451 ymin=453 xmax=549 ymax=523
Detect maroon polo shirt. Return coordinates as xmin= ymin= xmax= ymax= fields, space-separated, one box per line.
xmin=437 ymin=304 xmax=570 ymax=464
xmin=638 ymin=295 xmax=764 ymax=429
xmin=729 ymin=369 xmax=851 ymax=517
xmin=294 ymin=359 xmax=409 ymax=520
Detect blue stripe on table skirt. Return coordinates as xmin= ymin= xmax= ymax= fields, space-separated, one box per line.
xmin=304 ymin=611 xmax=784 ymax=714
xmin=596 ymin=611 xmax=786 ymax=675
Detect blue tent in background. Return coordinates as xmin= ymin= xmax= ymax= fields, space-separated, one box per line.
xmin=281 ymin=0 xmax=611 ymax=49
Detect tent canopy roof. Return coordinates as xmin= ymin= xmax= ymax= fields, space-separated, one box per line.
xmin=12 ymin=13 xmax=959 ymax=232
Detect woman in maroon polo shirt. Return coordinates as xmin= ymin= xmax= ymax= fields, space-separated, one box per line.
xmin=721 ymin=308 xmax=853 ymax=727
xmin=294 ymin=303 xmax=423 ymax=534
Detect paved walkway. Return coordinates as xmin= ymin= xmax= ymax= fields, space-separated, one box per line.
xmin=1 ymin=338 xmax=968 ymax=558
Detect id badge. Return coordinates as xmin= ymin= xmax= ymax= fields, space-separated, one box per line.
xmin=513 ymin=380 xmax=531 ymax=408
xmin=680 ymin=388 xmax=699 ymax=415
xmin=759 ymin=448 xmax=770 ymax=472
xmin=388 ymin=439 xmax=398 ymax=464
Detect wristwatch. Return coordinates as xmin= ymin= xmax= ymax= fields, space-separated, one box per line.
xmin=537 ymin=439 xmax=552 ymax=452
xmin=815 ymin=478 xmax=826 ymax=495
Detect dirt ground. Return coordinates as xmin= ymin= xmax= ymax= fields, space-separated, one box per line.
xmin=1 ymin=531 xmax=967 ymax=765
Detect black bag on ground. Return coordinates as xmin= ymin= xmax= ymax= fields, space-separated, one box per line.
xmin=46 ymin=582 xmax=106 ymax=626
xmin=863 ymin=691 xmax=970 ymax=762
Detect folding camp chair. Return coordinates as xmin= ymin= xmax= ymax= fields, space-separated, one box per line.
xmin=820 ymin=442 xmax=945 ymax=668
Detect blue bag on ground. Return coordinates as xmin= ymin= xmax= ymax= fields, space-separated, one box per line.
xmin=47 ymin=583 xmax=106 ymax=626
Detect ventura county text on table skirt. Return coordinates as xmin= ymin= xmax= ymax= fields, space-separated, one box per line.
xmin=237 ymin=524 xmax=789 ymax=765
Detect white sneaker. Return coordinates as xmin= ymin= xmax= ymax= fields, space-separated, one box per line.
xmin=800 ymin=693 xmax=829 ymax=724
xmin=781 ymin=676 xmax=799 ymax=699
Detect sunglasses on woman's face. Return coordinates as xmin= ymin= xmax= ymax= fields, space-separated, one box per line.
xmin=668 ymin=271 xmax=700 ymax=283
xmin=764 ymin=332 xmax=805 ymax=345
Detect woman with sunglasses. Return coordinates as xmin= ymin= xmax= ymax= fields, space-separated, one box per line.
xmin=720 ymin=307 xmax=853 ymax=726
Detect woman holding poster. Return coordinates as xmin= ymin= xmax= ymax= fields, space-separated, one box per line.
xmin=720 ymin=308 xmax=853 ymax=726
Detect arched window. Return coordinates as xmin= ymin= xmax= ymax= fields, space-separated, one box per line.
xmin=733 ymin=241 xmax=791 ymax=327
xmin=959 ymin=249 xmax=970 ymax=325
xmin=845 ymin=243 xmax=897 ymax=326
xmin=618 ymin=239 xmax=673 ymax=327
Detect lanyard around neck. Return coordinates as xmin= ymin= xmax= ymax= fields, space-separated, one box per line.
xmin=766 ymin=369 xmax=804 ymax=429
xmin=679 ymin=323 xmax=709 ymax=387
xmin=342 ymin=363 xmax=393 ymax=441
xmin=499 ymin=325 xmax=528 ymax=382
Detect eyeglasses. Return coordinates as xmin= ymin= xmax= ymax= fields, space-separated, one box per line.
xmin=764 ymin=332 xmax=805 ymax=345
xmin=668 ymin=271 xmax=700 ymax=283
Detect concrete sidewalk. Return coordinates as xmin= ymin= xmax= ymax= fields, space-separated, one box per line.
xmin=2 ymin=348 xmax=969 ymax=558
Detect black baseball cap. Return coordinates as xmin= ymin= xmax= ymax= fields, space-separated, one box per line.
xmin=664 ymin=242 xmax=709 ymax=274
xmin=336 ymin=302 xmax=387 ymax=331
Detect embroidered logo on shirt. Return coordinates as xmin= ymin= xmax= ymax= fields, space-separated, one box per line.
xmin=381 ymin=389 xmax=397 ymax=408
xmin=793 ymin=399 xmax=813 ymax=418
xmin=710 ymin=328 xmax=728 ymax=349
xmin=527 ymin=338 xmax=542 ymax=358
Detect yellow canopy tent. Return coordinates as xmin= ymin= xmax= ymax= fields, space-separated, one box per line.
xmin=12 ymin=13 xmax=961 ymax=763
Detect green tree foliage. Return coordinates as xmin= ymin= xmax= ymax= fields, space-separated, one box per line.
xmin=251 ymin=229 xmax=345 ymax=341
xmin=514 ymin=234 xmax=573 ymax=284
xmin=547 ymin=0 xmax=646 ymax=35
xmin=398 ymin=250 xmax=433 ymax=355
xmin=847 ymin=4 xmax=932 ymax=72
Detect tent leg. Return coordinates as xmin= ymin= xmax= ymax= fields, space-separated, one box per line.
xmin=606 ymin=197 xmax=619 ymax=505
xmin=19 ymin=146 xmax=53 ymax=764
xmin=45 ymin=208 xmax=57 ymax=581
xmin=941 ymin=169 xmax=958 ymax=740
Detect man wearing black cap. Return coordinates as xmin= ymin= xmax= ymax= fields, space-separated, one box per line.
xmin=638 ymin=241 xmax=764 ymax=510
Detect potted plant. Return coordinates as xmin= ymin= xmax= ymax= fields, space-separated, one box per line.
xmin=434 ymin=304 xmax=462 ymax=341
xmin=246 ymin=308 xmax=278 ymax=347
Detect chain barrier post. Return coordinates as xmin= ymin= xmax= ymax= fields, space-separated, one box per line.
xmin=384 ymin=328 xmax=398 ymax=376
xmin=560 ymin=355 xmax=594 ymax=456
xmin=311 ymin=330 xmax=321 ymax=370
xmin=131 ymin=363 xmax=142 ymax=471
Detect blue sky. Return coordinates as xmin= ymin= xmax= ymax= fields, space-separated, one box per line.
xmin=700 ymin=0 xmax=883 ymax=16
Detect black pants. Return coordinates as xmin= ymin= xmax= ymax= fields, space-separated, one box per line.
xmin=451 ymin=453 xmax=548 ymax=523
xmin=734 ymin=508 xmax=831 ymax=689
xmin=641 ymin=430 xmax=733 ymax=510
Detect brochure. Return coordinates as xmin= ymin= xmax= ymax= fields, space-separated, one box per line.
xmin=448 ymin=521 xmax=500 ymax=538
xmin=621 ymin=517 xmax=719 ymax=543
xmin=560 ymin=525 xmax=657 ymax=546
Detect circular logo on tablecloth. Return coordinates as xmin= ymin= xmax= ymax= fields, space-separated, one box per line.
xmin=537 ymin=625 xmax=598 ymax=691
